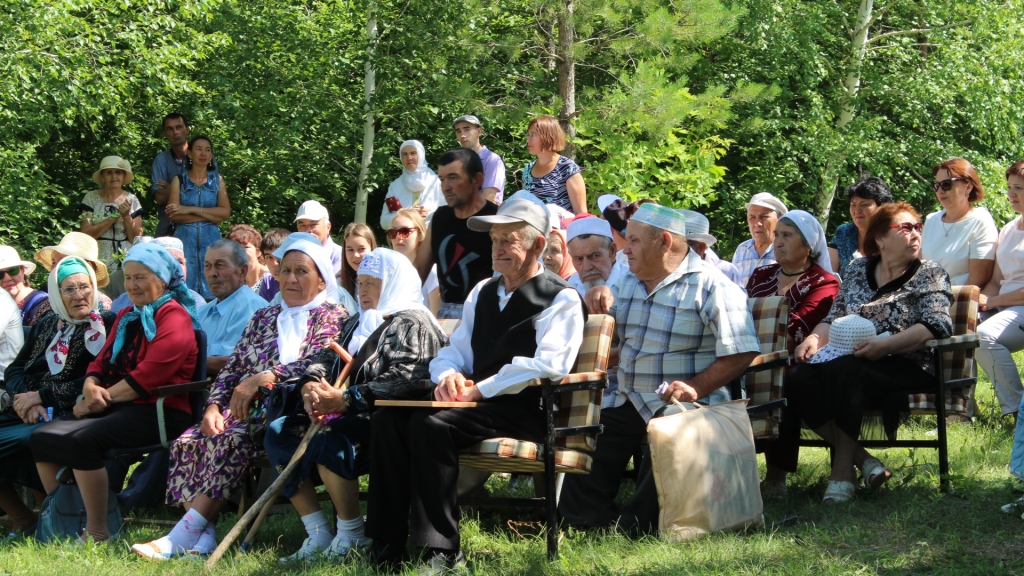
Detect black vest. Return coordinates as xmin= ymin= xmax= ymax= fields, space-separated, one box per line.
xmin=470 ymin=270 xmax=585 ymax=407
xmin=430 ymin=202 xmax=498 ymax=305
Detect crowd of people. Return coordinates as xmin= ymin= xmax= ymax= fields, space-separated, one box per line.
xmin=1 ymin=108 xmax=1023 ymax=572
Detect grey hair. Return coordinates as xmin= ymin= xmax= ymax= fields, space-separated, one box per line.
xmin=208 ymin=239 xmax=249 ymax=267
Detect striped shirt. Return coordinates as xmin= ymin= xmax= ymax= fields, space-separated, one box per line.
xmin=609 ymin=250 xmax=760 ymax=422
xmin=731 ymin=238 xmax=776 ymax=286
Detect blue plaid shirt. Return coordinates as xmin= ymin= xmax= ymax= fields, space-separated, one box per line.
xmin=609 ymin=251 xmax=761 ymax=422
xmin=731 ymin=238 xmax=776 ymax=287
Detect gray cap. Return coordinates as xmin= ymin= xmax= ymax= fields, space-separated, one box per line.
xmin=452 ymin=115 xmax=482 ymax=128
xmin=677 ymin=209 xmax=717 ymax=247
xmin=468 ymin=198 xmax=550 ymax=235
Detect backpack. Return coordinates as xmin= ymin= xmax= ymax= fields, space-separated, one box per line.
xmin=36 ymin=469 xmax=123 ymax=543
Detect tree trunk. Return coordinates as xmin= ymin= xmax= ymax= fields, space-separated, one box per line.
xmin=354 ymin=6 xmax=378 ymax=225
xmin=814 ymin=0 xmax=873 ymax=225
xmin=556 ymin=0 xmax=576 ymax=159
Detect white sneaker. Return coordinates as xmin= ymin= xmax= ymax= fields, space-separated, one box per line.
xmin=279 ymin=536 xmax=330 ymax=564
xmin=327 ymin=534 xmax=370 ymax=559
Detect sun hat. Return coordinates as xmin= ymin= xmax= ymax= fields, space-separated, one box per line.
xmin=745 ymin=192 xmax=788 ymax=215
xmin=678 ymin=209 xmax=716 ymax=247
xmin=0 ymin=246 xmax=36 ymax=276
xmin=92 ymin=156 xmax=134 ymax=185
xmin=808 ymin=315 xmax=889 ymax=364
xmin=294 ymin=200 xmax=331 ymax=223
xmin=34 ymin=232 xmax=110 ymax=288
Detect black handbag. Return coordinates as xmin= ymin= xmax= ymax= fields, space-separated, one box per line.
xmin=247 ymin=377 xmax=305 ymax=445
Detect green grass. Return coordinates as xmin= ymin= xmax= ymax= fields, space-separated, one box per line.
xmin=2 ymin=378 xmax=1023 ymax=575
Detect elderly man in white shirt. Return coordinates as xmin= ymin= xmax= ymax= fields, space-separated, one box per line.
xmin=0 ymin=290 xmax=24 ymax=381
xmin=365 ymin=196 xmax=585 ymax=572
xmin=732 ymin=192 xmax=789 ymax=285
xmin=294 ymin=200 xmax=344 ymax=276
xmin=565 ymin=216 xmax=627 ymax=298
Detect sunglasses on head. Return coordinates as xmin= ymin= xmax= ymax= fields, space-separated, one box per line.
xmin=0 ymin=266 xmax=21 ymax=279
xmin=387 ymin=227 xmax=417 ymax=240
xmin=931 ymin=178 xmax=964 ymax=192
xmin=890 ymin=222 xmax=923 ymax=234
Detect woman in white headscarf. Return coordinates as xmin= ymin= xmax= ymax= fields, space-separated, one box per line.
xmin=0 ymin=257 xmax=115 ymax=534
xmin=133 ymin=239 xmax=350 ymax=561
xmin=264 ymin=248 xmax=447 ymax=563
xmin=380 ymin=140 xmax=444 ymax=230
xmin=746 ymin=210 xmax=840 ymax=352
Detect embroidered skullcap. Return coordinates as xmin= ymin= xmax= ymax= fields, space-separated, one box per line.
xmin=631 ymin=203 xmax=687 ymax=236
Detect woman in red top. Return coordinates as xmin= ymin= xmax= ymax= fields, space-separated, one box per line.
xmin=31 ymin=243 xmax=200 ymax=543
xmin=746 ymin=210 xmax=840 ymax=354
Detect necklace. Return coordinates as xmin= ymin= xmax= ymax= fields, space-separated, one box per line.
xmin=779 ymin=266 xmax=810 ymax=277
xmin=942 ymin=209 xmax=969 ymax=237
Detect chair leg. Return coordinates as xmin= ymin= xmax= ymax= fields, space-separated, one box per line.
xmin=554 ymin=473 xmax=565 ymax=507
xmin=543 ymin=384 xmax=558 ymax=561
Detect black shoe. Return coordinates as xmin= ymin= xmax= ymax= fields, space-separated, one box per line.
xmin=417 ymin=549 xmax=466 ymax=575
xmin=368 ymin=542 xmax=408 ymax=574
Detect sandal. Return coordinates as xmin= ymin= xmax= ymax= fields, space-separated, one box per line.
xmin=860 ymin=457 xmax=892 ymax=489
xmin=822 ymin=480 xmax=856 ymax=503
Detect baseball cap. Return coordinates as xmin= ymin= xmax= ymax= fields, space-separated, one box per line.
xmin=468 ymin=197 xmax=550 ymax=235
xmin=295 ymin=200 xmax=330 ymax=223
xmin=452 ymin=115 xmax=482 ymax=128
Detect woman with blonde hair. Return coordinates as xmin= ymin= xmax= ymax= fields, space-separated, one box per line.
xmin=387 ymin=208 xmax=439 ymax=315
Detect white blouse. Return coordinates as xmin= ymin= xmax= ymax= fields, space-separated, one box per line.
xmin=920 ymin=207 xmax=997 ymax=285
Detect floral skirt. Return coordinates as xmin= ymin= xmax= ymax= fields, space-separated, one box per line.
xmin=165 ymin=416 xmax=263 ymax=504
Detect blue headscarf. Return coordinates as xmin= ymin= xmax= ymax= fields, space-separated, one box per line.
xmin=110 ymin=243 xmax=201 ymax=360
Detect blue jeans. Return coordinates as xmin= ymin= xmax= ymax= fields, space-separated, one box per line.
xmin=1012 ymin=393 xmax=1024 ymax=482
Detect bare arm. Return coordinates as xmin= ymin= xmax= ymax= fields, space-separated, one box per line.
xmin=166 ymin=176 xmax=231 ymax=224
xmin=427 ymin=287 xmax=441 ymax=317
xmin=793 ymin=321 xmax=831 ymax=364
xmin=79 ymin=212 xmax=117 ymax=238
xmin=413 ymin=225 xmax=436 ymax=282
xmin=482 ymin=188 xmax=498 ymax=203
xmin=853 ymin=323 xmax=935 ymax=361
xmin=565 ymin=172 xmax=587 ymax=215
xmin=964 ymin=258 xmax=995 ymax=290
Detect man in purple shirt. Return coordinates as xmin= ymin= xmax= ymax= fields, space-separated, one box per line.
xmin=453 ymin=115 xmax=506 ymax=204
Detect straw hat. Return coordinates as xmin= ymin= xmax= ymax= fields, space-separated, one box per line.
xmin=808 ymin=315 xmax=886 ymax=364
xmin=92 ymin=156 xmax=134 ymax=185
xmin=34 ymin=232 xmax=110 ymax=288
xmin=0 ymin=246 xmax=36 ymax=276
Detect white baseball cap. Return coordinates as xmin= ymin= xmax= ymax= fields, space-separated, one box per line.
xmin=295 ymin=200 xmax=330 ymax=223
xmin=745 ymin=192 xmax=788 ymax=215
xmin=468 ymin=197 xmax=550 ymax=235
xmin=597 ymin=194 xmax=622 ymax=213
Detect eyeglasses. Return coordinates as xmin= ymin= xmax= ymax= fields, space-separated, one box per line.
xmin=387 ymin=227 xmax=417 ymax=240
xmin=931 ymin=178 xmax=964 ymax=192
xmin=0 ymin=267 xmax=21 ymax=279
xmin=890 ymin=222 xmax=923 ymax=234
xmin=59 ymin=284 xmax=92 ymax=297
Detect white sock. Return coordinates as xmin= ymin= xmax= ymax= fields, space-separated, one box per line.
xmin=335 ymin=516 xmax=365 ymax=541
xmin=190 ymin=523 xmax=217 ymax=554
xmin=153 ymin=509 xmax=209 ymax=555
xmin=301 ymin=511 xmax=333 ymax=546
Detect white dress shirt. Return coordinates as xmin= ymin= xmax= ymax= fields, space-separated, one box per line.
xmin=429 ymin=268 xmax=585 ymax=398
xmin=0 ymin=291 xmax=24 ymax=379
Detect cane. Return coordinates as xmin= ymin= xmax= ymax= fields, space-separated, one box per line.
xmin=205 ymin=341 xmax=354 ymax=568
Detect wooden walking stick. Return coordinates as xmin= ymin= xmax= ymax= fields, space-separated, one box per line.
xmin=205 ymin=341 xmax=354 ymax=568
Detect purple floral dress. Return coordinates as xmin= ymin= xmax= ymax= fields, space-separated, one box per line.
xmin=166 ymin=301 xmax=347 ymax=504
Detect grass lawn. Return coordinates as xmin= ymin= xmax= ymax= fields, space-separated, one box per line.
xmin=2 ymin=377 xmax=1022 ymax=575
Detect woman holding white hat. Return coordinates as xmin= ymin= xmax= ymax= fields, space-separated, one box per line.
xmin=769 ymin=201 xmax=953 ymax=503
xmin=0 ymin=246 xmax=50 ymax=327
xmin=732 ymin=192 xmax=788 ymax=285
xmin=746 ymin=210 xmax=839 ymax=352
xmin=78 ymin=155 xmax=143 ymax=299
xmin=34 ymin=231 xmax=114 ymax=311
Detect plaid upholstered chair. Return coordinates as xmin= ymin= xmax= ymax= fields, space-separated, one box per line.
xmin=458 ymin=313 xmax=615 ymax=559
xmin=799 ymin=285 xmax=979 ymax=491
xmin=740 ymin=296 xmax=791 ymax=435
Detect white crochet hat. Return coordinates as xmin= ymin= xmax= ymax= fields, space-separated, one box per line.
xmin=808 ymin=315 xmax=884 ymax=364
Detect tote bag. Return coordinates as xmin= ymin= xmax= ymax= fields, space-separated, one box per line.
xmin=647 ymin=399 xmax=763 ymax=542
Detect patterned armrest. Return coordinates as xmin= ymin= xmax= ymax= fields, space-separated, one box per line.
xmin=925 ymin=334 xmax=979 ymax=349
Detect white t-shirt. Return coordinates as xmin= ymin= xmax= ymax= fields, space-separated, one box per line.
xmin=422 ymin=265 xmax=439 ymax=304
xmin=0 ymin=291 xmax=24 ymax=379
xmin=996 ymin=215 xmax=1024 ymax=295
xmin=921 ymin=207 xmax=997 ymax=285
